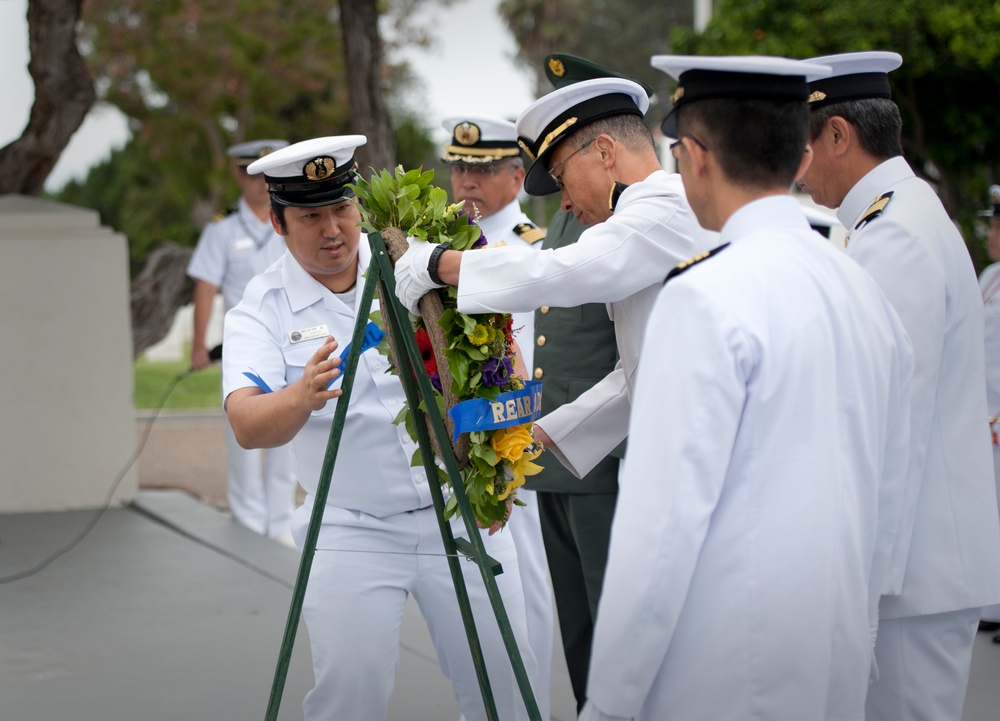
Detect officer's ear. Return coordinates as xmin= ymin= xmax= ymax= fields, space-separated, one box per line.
xmin=825 ymin=116 xmax=853 ymax=157
xmin=594 ymin=134 xmax=617 ymax=169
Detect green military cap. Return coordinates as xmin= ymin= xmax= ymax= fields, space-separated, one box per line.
xmin=544 ymin=53 xmax=655 ymax=97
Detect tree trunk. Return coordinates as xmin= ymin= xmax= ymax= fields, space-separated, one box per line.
xmin=0 ymin=0 xmax=95 ymax=195
xmin=339 ymin=0 xmax=396 ymax=177
xmin=130 ymin=242 xmax=195 ymax=358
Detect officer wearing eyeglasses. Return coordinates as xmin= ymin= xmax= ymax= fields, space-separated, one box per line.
xmin=441 ymin=114 xmax=553 ymax=720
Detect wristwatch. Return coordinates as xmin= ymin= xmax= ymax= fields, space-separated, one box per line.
xmin=427 ymin=242 xmax=451 ymax=285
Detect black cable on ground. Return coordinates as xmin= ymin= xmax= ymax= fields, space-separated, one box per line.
xmin=0 ymin=366 xmax=199 ymax=584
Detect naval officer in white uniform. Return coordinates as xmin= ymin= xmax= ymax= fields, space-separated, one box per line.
xmin=578 ymin=54 xmax=915 ymax=721
xmin=221 ymin=135 xmax=538 ymax=721
xmin=187 ymin=138 xmax=299 ymax=544
xmin=798 ymin=51 xmax=1000 ymax=721
xmin=395 ymin=78 xmax=717 ymax=482
xmin=441 ymin=113 xmax=554 ymax=720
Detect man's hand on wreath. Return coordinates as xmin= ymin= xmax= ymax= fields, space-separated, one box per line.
xmin=394 ymin=239 xmax=444 ymax=314
xmin=478 ymin=498 xmax=513 ymax=536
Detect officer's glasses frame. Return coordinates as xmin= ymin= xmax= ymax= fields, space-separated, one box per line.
xmin=669 ymin=135 xmax=709 ymax=157
xmin=450 ymin=162 xmax=514 ymax=179
xmin=548 ymin=137 xmax=596 ymax=187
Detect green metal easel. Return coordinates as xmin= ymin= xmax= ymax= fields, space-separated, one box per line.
xmin=263 ymin=231 xmax=541 ymax=721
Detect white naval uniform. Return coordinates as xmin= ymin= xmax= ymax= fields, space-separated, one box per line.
xmin=582 ymin=196 xmax=914 ymax=721
xmin=187 ymin=197 xmax=297 ymax=539
xmin=456 ymin=170 xmax=718 ymax=478
xmin=979 ymin=261 xmax=1000 ymax=621
xmin=476 ymin=197 xmax=553 ymax=721
xmin=834 ymin=158 xmax=1000 ymax=721
xmin=477 ymin=198 xmax=544 ymax=372
xmin=222 ymin=242 xmax=538 ymax=721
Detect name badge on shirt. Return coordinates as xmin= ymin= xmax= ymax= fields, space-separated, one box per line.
xmin=289 ymin=324 xmax=329 ymax=344
xmin=229 ymin=237 xmax=255 ymax=251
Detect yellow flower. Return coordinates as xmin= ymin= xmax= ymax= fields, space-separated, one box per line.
xmin=498 ymin=449 xmax=543 ymax=500
xmin=490 ymin=425 xmax=534 ymax=462
xmin=467 ymin=324 xmax=490 ymax=346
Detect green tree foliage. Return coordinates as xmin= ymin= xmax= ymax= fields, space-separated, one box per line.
xmin=499 ymin=0 xmax=693 ymax=97
xmin=670 ymin=0 xmax=1000 ymax=267
xmin=80 ymin=0 xmax=353 ymax=225
xmin=59 ymin=0 xmax=440 ymax=275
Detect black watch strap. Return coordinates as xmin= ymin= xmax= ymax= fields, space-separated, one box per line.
xmin=427 ymin=242 xmax=451 ymax=285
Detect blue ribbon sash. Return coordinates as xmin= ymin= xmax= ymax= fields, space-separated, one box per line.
xmin=447 ymin=380 xmax=543 ymax=442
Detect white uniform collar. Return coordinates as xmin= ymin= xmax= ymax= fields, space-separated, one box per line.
xmin=837 ymin=156 xmax=913 ymax=230
xmin=238 ymin=196 xmax=272 ymax=228
xmin=721 ymin=195 xmax=812 ymax=244
xmin=281 ymin=235 xmax=370 ymax=314
xmin=478 ymin=198 xmax=524 ymax=240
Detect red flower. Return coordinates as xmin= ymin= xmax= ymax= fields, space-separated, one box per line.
xmin=415 ymin=327 xmax=438 ymax=376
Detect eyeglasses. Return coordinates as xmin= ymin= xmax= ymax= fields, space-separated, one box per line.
xmin=669 ymin=135 xmax=709 ymax=156
xmin=450 ymin=163 xmax=512 ymax=179
xmin=548 ymin=138 xmax=596 ymax=187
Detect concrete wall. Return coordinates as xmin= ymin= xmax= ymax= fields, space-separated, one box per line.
xmin=0 ymin=195 xmax=137 ymax=512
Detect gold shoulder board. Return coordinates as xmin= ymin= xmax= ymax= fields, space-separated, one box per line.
xmin=663 ymin=243 xmax=731 ymax=285
xmin=514 ymin=222 xmax=547 ymax=245
xmin=854 ymin=191 xmax=894 ymax=230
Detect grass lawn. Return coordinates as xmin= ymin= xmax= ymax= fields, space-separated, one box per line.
xmin=134 ymin=358 xmax=222 ymax=410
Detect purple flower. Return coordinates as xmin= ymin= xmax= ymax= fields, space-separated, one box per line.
xmin=472 ymin=229 xmax=488 ymax=248
xmin=429 ymin=373 xmax=442 ymax=393
xmin=482 ymin=357 xmax=513 ymax=387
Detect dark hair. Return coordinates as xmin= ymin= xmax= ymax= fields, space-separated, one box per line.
xmin=808 ymin=98 xmax=902 ymax=160
xmin=678 ymin=98 xmax=809 ymax=189
xmin=570 ymin=113 xmax=655 ymax=153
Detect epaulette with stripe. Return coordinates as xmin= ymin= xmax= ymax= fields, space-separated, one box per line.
xmin=211 ymin=204 xmax=239 ymax=223
xmin=663 ymin=243 xmax=730 ymax=285
xmin=514 ymin=222 xmax=546 ymax=245
xmin=853 ymin=191 xmax=893 ymax=232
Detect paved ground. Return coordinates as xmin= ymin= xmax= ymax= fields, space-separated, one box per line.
xmin=1 ymin=409 xmax=997 ymax=720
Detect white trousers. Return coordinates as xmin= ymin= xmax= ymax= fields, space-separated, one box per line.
xmin=292 ymin=503 xmax=539 ymax=721
xmin=506 ymin=488 xmax=554 ymax=721
xmin=224 ymin=419 xmax=297 ymax=540
xmin=984 ymin=446 xmax=1000 ymax=621
xmin=867 ymin=607 xmax=981 ymax=721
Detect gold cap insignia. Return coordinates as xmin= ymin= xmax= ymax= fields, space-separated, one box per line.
xmin=548 ymin=58 xmax=565 ymax=78
xmin=304 ymin=156 xmax=335 ymax=181
xmin=518 ymin=138 xmax=536 ymax=161
xmin=454 ymin=122 xmax=481 ymax=146
xmin=257 ymin=146 xmax=275 ymax=158
xmin=807 ymin=90 xmax=827 ymax=104
xmin=670 ymin=86 xmax=685 ymax=105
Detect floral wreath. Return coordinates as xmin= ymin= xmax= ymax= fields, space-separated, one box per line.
xmin=351 ymin=167 xmax=542 ymax=526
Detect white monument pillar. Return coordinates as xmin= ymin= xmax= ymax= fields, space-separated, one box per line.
xmin=0 ymin=195 xmax=137 ymax=512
